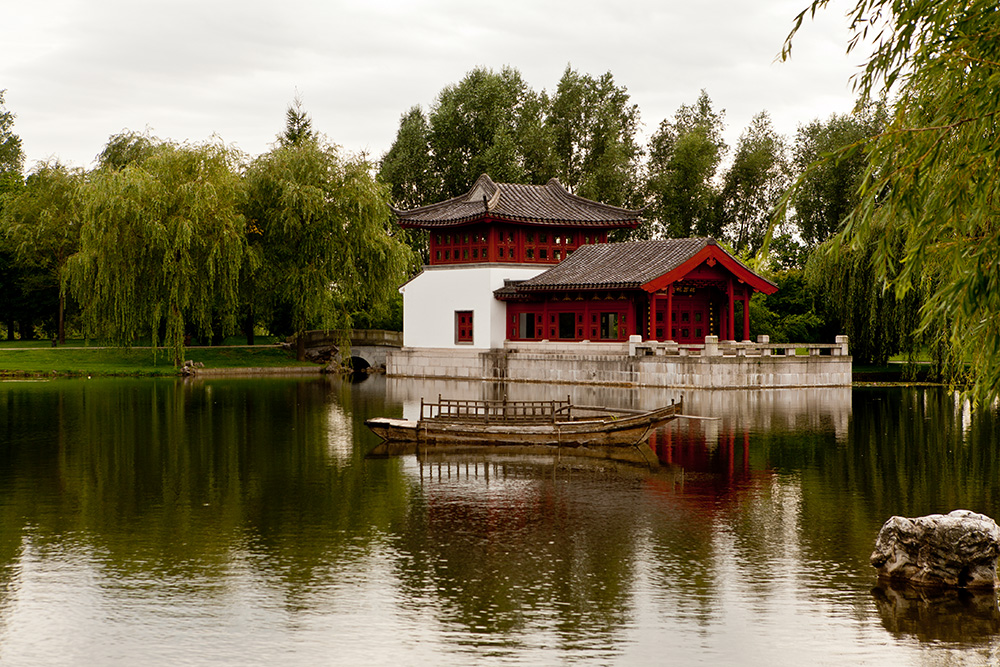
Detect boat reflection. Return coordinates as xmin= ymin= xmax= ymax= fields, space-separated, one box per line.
xmin=380 ymin=377 xmax=852 ymax=484
xmin=384 ymin=377 xmax=851 ymax=442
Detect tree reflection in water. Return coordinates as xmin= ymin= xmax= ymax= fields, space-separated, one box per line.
xmin=1 ymin=377 xmax=999 ymax=664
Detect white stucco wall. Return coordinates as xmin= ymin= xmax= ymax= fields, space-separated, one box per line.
xmin=400 ymin=264 xmax=546 ymax=349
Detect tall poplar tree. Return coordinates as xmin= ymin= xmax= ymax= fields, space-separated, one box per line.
xmin=720 ymin=112 xmax=791 ymax=256
xmin=378 ymin=107 xmax=435 ymax=262
xmin=379 ymin=106 xmax=434 ymax=210
xmin=791 ymin=108 xmax=884 ymax=247
xmin=428 ymin=66 xmax=553 ymax=197
xmin=548 ymin=67 xmax=643 ymax=212
xmin=380 ymin=67 xmax=559 ymax=209
xmin=646 ymin=91 xmax=727 ymax=239
xmin=0 ymin=90 xmax=23 ymax=195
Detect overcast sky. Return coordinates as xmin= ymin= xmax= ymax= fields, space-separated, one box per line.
xmin=3 ymin=0 xmax=865 ymax=172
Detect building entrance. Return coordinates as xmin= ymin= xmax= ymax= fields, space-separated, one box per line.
xmin=655 ymin=294 xmax=715 ymax=343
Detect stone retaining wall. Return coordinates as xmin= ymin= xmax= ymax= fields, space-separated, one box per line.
xmin=387 ymin=336 xmax=852 ymax=389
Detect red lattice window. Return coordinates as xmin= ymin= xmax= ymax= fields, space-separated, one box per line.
xmin=455 ymin=311 xmax=473 ymax=344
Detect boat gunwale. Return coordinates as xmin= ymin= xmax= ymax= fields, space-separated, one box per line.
xmin=365 ymin=402 xmax=680 ymax=441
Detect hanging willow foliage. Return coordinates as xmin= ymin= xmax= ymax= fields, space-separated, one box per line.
xmin=66 ymin=141 xmax=247 ymax=365
xmin=785 ymin=0 xmax=998 ymax=399
xmin=244 ymin=138 xmax=413 ymax=359
xmin=804 ymin=230 xmax=924 ymax=367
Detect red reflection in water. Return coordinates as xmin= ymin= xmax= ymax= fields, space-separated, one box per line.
xmin=649 ymin=425 xmax=750 ymax=477
xmin=645 ymin=424 xmax=767 ymax=509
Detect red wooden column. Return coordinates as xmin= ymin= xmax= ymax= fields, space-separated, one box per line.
xmin=727 ymin=278 xmax=735 ymax=340
xmin=647 ymin=292 xmax=656 ymax=340
xmin=486 ymin=226 xmax=496 ymax=262
xmin=742 ymin=289 xmax=750 ymax=341
xmin=666 ymin=284 xmax=674 ymax=341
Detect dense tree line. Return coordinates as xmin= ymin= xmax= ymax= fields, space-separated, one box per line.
xmin=378 ymin=65 xmax=905 ymax=366
xmin=0 ymin=95 xmax=412 ymax=364
xmin=1 ymin=32 xmax=972 ymax=378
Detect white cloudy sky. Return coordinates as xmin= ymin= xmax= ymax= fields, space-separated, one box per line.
xmin=3 ymin=0 xmax=865 ymax=172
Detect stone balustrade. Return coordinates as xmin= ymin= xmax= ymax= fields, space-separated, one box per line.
xmin=289 ymin=329 xmax=404 ymax=348
xmin=629 ymin=334 xmax=849 ymax=359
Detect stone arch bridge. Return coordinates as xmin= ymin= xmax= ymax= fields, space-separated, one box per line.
xmin=293 ymin=329 xmax=402 ymax=370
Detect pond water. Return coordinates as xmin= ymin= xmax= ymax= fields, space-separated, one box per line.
xmin=1 ymin=375 xmax=999 ymax=665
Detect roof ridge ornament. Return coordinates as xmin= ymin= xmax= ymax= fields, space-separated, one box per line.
xmin=466 ymin=173 xmax=497 ymax=204
xmin=487 ymin=187 xmax=501 ymax=211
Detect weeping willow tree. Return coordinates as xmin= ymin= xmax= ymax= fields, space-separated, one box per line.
xmin=804 ymin=231 xmax=924 ymax=367
xmin=244 ymin=135 xmax=412 ymax=361
xmin=784 ymin=1 xmax=998 ymax=397
xmin=66 ymin=140 xmax=247 ymax=365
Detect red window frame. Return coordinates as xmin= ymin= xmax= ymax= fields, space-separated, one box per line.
xmin=455 ymin=310 xmax=473 ymax=344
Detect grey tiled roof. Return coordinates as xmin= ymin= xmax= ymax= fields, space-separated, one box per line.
xmin=508 ymin=238 xmax=771 ymax=291
xmin=395 ymin=174 xmax=641 ymax=228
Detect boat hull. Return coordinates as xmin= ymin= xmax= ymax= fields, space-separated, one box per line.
xmin=364 ymin=404 xmax=679 ymax=465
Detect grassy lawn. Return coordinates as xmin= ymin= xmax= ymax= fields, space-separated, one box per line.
xmin=0 ymin=344 xmax=313 ymax=376
xmin=0 ymin=336 xmax=285 ymax=349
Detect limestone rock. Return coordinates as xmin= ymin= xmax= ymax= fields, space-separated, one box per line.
xmin=870 ymin=510 xmax=1000 ymax=590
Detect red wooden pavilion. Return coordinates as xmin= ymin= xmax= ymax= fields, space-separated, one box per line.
xmin=394 ymin=174 xmax=777 ymax=347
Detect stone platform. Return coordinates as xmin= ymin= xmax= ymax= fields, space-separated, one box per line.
xmin=387 ymin=335 xmax=851 ymax=389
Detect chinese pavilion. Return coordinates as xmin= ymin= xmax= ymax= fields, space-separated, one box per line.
xmin=395 ymin=174 xmax=776 ymax=350
xmin=495 ymin=238 xmax=777 ymax=344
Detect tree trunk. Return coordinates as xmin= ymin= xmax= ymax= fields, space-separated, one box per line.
xmin=296 ymin=332 xmax=306 ymax=361
xmin=19 ymin=318 xmax=33 ymax=340
xmin=244 ymin=311 xmax=255 ymax=346
xmin=58 ymin=292 xmax=66 ymax=344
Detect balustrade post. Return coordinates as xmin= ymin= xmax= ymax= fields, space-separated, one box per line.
xmin=835 ymin=335 xmax=849 ymax=356
xmin=628 ymin=334 xmax=642 ymax=356
xmin=704 ymin=335 xmax=721 ymax=357
xmin=757 ymin=334 xmax=771 ymax=357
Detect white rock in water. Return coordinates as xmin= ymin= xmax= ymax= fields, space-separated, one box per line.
xmin=871 ymin=509 xmax=1000 ymax=590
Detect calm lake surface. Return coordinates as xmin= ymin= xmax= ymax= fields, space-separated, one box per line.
xmin=1 ymin=375 xmax=999 ymax=665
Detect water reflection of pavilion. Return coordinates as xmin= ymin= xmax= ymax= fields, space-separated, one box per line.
xmin=381 ymin=376 xmax=852 ymax=524
xmin=384 ymin=377 xmax=852 ymax=443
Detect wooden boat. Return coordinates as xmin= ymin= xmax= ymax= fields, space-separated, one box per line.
xmin=365 ymin=395 xmax=682 ymax=461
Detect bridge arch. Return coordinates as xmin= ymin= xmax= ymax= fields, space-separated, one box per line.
xmin=286 ymin=329 xmax=402 ymax=370
xmin=348 ymin=356 xmax=371 ymax=371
